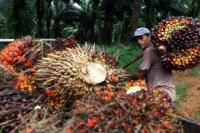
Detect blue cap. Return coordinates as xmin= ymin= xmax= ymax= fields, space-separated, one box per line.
xmin=133 ymin=27 xmax=150 ymax=37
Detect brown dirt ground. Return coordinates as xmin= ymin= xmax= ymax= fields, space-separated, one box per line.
xmin=175 ymin=66 xmax=200 ymax=123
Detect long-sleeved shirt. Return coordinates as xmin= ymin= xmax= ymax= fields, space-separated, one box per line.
xmin=139 ymin=44 xmax=176 ymax=101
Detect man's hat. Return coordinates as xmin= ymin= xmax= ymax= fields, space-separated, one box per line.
xmin=133 ymin=27 xmax=150 ymax=37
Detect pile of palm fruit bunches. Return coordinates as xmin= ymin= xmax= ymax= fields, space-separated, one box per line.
xmin=0 ymin=16 xmax=197 ymax=132
xmin=0 ymin=37 xmax=183 ymax=132
xmin=151 ymin=16 xmax=200 ymax=71
xmin=65 ymin=81 xmax=182 ymax=133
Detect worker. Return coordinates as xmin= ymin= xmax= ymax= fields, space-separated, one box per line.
xmin=131 ymin=27 xmax=176 ymax=102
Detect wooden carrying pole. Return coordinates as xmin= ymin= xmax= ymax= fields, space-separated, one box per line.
xmin=122 ymin=54 xmax=142 ymax=69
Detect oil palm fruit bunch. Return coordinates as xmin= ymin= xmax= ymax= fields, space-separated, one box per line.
xmin=10 ymin=85 xmax=117 ymax=132
xmin=151 ymin=16 xmax=200 ymax=71
xmin=50 ymin=36 xmax=78 ymax=50
xmin=0 ymin=85 xmax=43 ymax=133
xmin=0 ymin=65 xmax=17 ymax=84
xmin=0 ymin=37 xmax=78 ymax=92
xmin=0 ymin=36 xmax=78 ymax=73
xmin=33 ymin=45 xmax=127 ymax=108
xmin=168 ymin=26 xmax=199 ymax=50
xmin=0 ymin=38 xmax=122 ymax=131
xmin=2 ymin=46 xmax=123 ymax=132
xmin=151 ymin=16 xmax=199 ymax=49
xmin=161 ymin=46 xmax=200 ymax=70
xmin=93 ymin=50 xmax=119 ymax=66
xmin=64 ymin=80 xmax=181 ymax=133
xmin=0 ymin=37 xmax=33 ymax=72
xmin=0 ymin=37 xmax=36 ymax=92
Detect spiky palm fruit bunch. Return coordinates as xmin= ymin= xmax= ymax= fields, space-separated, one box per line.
xmin=34 ymin=45 xmax=125 ymax=108
xmin=0 ymin=37 xmax=78 ymax=92
xmin=151 ymin=16 xmax=200 ymax=70
xmin=64 ymin=81 xmax=182 ymax=133
xmin=0 ymin=36 xmax=78 ymax=73
xmin=0 ymin=45 xmax=122 ymax=132
xmin=0 ymin=38 xmax=121 ymax=131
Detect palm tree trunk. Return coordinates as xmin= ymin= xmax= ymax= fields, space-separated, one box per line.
xmin=130 ymin=0 xmax=141 ymax=34
xmin=12 ymin=0 xmax=26 ymax=37
xmin=101 ymin=0 xmax=114 ymax=45
xmin=121 ymin=14 xmax=130 ymax=42
xmin=46 ymin=0 xmax=53 ymax=38
xmin=54 ymin=16 xmax=61 ymax=37
xmin=90 ymin=0 xmax=100 ymax=42
xmin=53 ymin=0 xmax=61 ymax=37
xmin=36 ymin=0 xmax=45 ymax=37
xmin=124 ymin=0 xmax=141 ymax=41
xmin=190 ymin=0 xmax=200 ymax=17
xmin=144 ymin=0 xmax=156 ymax=29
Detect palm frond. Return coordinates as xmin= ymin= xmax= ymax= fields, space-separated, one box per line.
xmin=169 ymin=0 xmax=189 ymax=14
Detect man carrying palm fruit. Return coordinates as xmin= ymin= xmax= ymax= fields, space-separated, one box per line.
xmin=131 ymin=27 xmax=176 ymax=102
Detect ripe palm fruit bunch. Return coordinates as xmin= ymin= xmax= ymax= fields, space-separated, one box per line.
xmin=33 ymin=45 xmax=126 ymax=108
xmin=0 ymin=37 xmax=36 ymax=92
xmin=50 ymin=36 xmax=78 ymax=50
xmin=0 ymin=36 xmax=78 ymax=73
xmin=151 ymin=16 xmax=199 ymax=49
xmin=0 ymin=37 xmax=78 ymax=92
xmin=0 ymin=37 xmax=33 ymax=72
xmin=93 ymin=50 xmax=119 ymax=66
xmin=64 ymin=81 xmax=182 ymax=133
xmin=0 ymin=38 xmax=121 ymax=131
xmin=161 ymin=45 xmax=200 ymax=70
xmin=151 ymin=16 xmax=200 ymax=70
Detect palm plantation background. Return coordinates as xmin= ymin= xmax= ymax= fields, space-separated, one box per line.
xmin=0 ymin=0 xmax=199 ymax=44
xmin=0 ymin=0 xmax=200 ymax=127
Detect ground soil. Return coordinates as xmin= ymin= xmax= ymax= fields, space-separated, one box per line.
xmin=175 ymin=66 xmax=200 ymax=123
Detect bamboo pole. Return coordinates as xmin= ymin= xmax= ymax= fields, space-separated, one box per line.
xmin=122 ymin=54 xmax=142 ymax=69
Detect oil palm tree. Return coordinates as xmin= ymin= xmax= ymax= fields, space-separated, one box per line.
xmin=36 ymin=0 xmax=45 ymax=37
xmin=143 ymin=0 xmax=189 ymax=29
xmin=6 ymin=0 xmax=35 ymax=37
xmin=128 ymin=0 xmax=142 ymax=40
xmin=189 ymin=0 xmax=200 ymax=17
xmin=100 ymin=0 xmax=132 ymax=44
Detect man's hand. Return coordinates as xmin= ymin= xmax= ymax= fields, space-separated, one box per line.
xmin=131 ymin=70 xmax=146 ymax=80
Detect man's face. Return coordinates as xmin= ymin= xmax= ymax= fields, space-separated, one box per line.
xmin=135 ymin=35 xmax=151 ymax=49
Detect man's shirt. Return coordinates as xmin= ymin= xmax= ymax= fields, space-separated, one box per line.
xmin=139 ymin=44 xmax=175 ymax=90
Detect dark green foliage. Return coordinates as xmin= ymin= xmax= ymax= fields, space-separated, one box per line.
xmin=0 ymin=44 xmax=6 ymax=50
xmin=189 ymin=0 xmax=200 ymax=17
xmin=8 ymin=0 xmax=35 ymax=37
xmin=105 ymin=43 xmax=142 ymax=72
xmin=0 ymin=0 xmax=199 ymax=44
